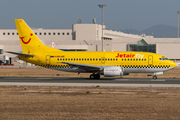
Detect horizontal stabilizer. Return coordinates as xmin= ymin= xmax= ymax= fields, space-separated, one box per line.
xmin=5 ymin=51 xmax=34 ymax=57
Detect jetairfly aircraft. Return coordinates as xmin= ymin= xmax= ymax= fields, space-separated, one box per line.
xmin=7 ymin=19 xmax=177 ymax=79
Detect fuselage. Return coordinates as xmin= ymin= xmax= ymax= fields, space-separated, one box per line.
xmin=19 ymin=51 xmax=177 ymax=73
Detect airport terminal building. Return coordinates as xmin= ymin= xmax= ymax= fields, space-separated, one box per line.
xmin=0 ymin=20 xmax=180 ymax=64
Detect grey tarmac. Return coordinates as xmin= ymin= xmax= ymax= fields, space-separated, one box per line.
xmin=0 ymin=77 xmax=180 ymax=87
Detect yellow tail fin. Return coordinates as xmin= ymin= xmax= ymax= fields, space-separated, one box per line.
xmin=15 ymin=19 xmax=63 ymax=54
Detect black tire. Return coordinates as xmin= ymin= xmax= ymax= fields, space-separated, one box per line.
xmin=94 ymin=74 xmax=100 ymax=79
xmin=153 ymin=76 xmax=157 ymax=80
xmin=90 ymin=74 xmax=94 ymax=79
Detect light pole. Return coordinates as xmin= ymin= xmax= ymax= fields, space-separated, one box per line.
xmin=98 ymin=4 xmax=106 ymax=51
xmin=177 ymin=11 xmax=180 ymax=38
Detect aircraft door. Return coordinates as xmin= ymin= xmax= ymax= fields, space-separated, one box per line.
xmin=148 ymin=55 xmax=153 ymax=65
xmin=46 ymin=55 xmax=50 ymax=65
xmin=101 ymin=57 xmax=105 ymax=64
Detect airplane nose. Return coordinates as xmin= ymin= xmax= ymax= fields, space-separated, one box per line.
xmin=172 ymin=61 xmax=177 ymax=67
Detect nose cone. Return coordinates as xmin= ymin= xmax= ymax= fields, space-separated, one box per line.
xmin=170 ymin=61 xmax=177 ymax=67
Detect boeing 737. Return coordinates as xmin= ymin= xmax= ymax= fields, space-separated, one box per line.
xmin=7 ymin=19 xmax=177 ymax=79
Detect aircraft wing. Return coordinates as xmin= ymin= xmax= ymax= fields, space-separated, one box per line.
xmin=61 ymin=62 xmax=103 ymax=72
xmin=5 ymin=51 xmax=34 ymax=57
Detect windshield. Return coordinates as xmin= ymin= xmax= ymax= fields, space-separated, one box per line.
xmin=159 ymin=56 xmax=168 ymax=61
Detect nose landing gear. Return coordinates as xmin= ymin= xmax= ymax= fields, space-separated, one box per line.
xmin=147 ymin=75 xmax=158 ymax=80
xmin=153 ymin=75 xmax=157 ymax=80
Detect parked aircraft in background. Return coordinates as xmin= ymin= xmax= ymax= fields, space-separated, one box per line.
xmin=52 ymin=42 xmax=56 ymax=48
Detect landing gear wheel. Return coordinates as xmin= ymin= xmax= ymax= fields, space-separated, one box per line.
xmin=90 ymin=74 xmax=95 ymax=79
xmin=153 ymin=75 xmax=157 ymax=80
xmin=90 ymin=74 xmax=100 ymax=79
xmin=94 ymin=74 xmax=100 ymax=79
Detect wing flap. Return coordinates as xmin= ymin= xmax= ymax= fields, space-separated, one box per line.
xmin=6 ymin=51 xmax=34 ymax=57
xmin=61 ymin=62 xmax=103 ymax=72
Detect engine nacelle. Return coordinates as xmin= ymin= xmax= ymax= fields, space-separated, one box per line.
xmin=103 ymin=66 xmax=123 ymax=77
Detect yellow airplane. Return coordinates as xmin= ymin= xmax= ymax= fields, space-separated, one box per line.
xmin=7 ymin=19 xmax=177 ymax=79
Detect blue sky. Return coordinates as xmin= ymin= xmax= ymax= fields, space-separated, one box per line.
xmin=0 ymin=0 xmax=180 ymax=31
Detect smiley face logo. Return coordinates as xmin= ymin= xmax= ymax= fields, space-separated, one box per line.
xmin=20 ymin=33 xmax=33 ymax=44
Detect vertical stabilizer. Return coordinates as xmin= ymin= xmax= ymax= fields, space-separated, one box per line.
xmin=15 ymin=19 xmax=62 ymax=54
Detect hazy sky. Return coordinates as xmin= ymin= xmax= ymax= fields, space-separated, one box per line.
xmin=1 ymin=0 xmax=180 ymax=31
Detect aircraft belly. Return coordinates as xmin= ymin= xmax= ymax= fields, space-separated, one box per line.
xmin=124 ymin=67 xmax=174 ymax=73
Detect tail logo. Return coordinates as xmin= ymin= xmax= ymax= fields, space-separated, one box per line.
xmin=20 ymin=33 xmax=33 ymax=44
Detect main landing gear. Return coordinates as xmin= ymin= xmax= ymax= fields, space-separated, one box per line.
xmin=90 ymin=73 xmax=100 ymax=79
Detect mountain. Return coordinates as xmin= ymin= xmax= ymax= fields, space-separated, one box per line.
xmin=120 ymin=24 xmax=178 ymax=38
xmin=142 ymin=24 xmax=177 ymax=38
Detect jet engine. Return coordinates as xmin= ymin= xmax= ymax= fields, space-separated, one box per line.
xmin=102 ymin=66 xmax=123 ymax=77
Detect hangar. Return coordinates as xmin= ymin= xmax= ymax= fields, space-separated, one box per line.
xmin=0 ymin=20 xmax=180 ymax=64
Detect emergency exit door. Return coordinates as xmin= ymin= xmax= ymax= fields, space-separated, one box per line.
xmin=148 ymin=55 xmax=153 ymax=65
xmin=46 ymin=55 xmax=50 ymax=65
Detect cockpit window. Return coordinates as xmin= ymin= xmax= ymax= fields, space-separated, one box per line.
xmin=159 ymin=57 xmax=168 ymax=61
